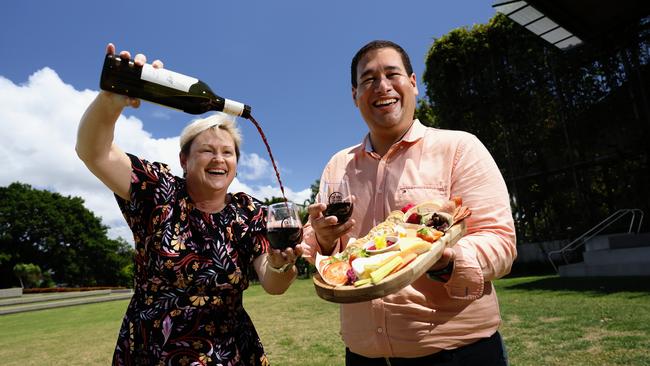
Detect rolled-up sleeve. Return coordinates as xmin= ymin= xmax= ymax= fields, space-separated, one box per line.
xmin=445 ymin=134 xmax=517 ymax=299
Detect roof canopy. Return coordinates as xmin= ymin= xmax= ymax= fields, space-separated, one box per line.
xmin=493 ymin=0 xmax=650 ymax=50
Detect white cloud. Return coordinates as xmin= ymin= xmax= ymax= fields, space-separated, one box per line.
xmin=0 ymin=68 xmax=310 ymax=244
xmin=238 ymin=152 xmax=270 ymax=180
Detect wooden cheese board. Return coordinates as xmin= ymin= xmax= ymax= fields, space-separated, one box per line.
xmin=312 ymin=221 xmax=466 ymax=303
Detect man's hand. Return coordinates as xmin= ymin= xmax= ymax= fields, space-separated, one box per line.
xmin=430 ymin=248 xmax=455 ymax=272
xmin=307 ymin=202 xmax=355 ymax=255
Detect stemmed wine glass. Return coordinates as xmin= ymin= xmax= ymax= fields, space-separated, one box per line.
xmin=266 ymin=202 xmax=303 ymax=249
xmin=320 ymin=178 xmax=354 ymax=224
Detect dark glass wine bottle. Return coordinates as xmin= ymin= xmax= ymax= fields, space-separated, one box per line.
xmin=100 ymin=53 xmax=251 ymax=118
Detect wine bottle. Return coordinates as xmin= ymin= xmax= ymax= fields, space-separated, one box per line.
xmin=99 ymin=53 xmax=251 ymax=118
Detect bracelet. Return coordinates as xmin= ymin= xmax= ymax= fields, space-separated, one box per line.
xmin=267 ymin=262 xmax=294 ymax=273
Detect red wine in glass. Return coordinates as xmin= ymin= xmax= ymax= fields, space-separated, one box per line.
xmin=324 ymin=202 xmax=354 ymax=223
xmin=266 ymin=202 xmax=303 ymax=249
xmin=267 ymin=227 xmax=303 ymax=249
xmin=321 ymin=179 xmax=353 ymax=224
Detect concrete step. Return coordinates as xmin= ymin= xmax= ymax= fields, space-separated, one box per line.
xmin=583 ymin=246 xmax=650 ymax=265
xmin=0 ymin=291 xmax=132 ymax=315
xmin=586 ymin=233 xmax=650 ymax=251
xmin=0 ymin=289 xmax=112 ymax=306
xmin=559 ymin=262 xmax=650 ymax=277
xmin=0 ymin=288 xmax=22 ymax=299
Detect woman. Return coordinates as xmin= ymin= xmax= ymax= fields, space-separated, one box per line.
xmin=76 ymin=43 xmax=301 ymax=365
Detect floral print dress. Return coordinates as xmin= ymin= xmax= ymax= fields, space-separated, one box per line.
xmin=113 ymin=153 xmax=270 ymax=366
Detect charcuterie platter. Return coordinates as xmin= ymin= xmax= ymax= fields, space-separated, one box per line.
xmin=312 ymin=198 xmax=470 ymax=303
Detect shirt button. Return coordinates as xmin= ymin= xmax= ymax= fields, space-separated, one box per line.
xmin=377 ymin=327 xmax=384 ymax=333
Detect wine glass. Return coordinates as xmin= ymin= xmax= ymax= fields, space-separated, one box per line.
xmin=320 ymin=178 xmax=354 ymax=224
xmin=266 ymin=202 xmax=303 ymax=249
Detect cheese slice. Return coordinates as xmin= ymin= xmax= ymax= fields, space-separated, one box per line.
xmin=351 ymin=252 xmax=396 ymax=278
xmin=398 ymin=237 xmax=433 ymax=254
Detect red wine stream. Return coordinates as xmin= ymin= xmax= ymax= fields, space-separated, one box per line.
xmin=246 ymin=115 xmax=288 ymax=202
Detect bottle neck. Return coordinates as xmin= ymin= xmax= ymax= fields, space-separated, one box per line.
xmin=220 ymin=98 xmax=252 ymax=119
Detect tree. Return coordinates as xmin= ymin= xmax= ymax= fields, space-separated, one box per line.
xmin=13 ymin=263 xmax=42 ymax=288
xmin=305 ymin=179 xmax=320 ymax=207
xmin=300 ymin=179 xmax=320 ymax=224
xmin=420 ymin=14 xmax=650 ymax=242
xmin=0 ymin=182 xmax=134 ymax=288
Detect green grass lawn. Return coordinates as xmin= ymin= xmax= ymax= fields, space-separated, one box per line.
xmin=1 ymin=276 xmax=648 ymax=365
xmin=495 ymin=276 xmax=650 ymax=366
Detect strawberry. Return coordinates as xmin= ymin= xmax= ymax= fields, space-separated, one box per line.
xmin=406 ymin=213 xmax=420 ymax=224
xmin=401 ymin=203 xmax=416 ymax=213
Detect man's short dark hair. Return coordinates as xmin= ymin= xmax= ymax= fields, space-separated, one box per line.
xmin=351 ymin=40 xmax=414 ymax=88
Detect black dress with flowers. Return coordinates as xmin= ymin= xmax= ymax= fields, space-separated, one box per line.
xmin=112 ymin=153 xmax=270 ymax=366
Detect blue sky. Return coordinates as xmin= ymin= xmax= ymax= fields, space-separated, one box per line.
xmin=0 ymin=0 xmax=496 ymax=241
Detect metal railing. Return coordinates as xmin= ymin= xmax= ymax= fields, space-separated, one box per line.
xmin=547 ymin=209 xmax=645 ymax=273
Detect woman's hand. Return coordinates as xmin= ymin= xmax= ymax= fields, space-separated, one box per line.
xmin=266 ymin=245 xmax=303 ymax=270
xmin=254 ymin=246 xmax=303 ymax=295
xmin=101 ymin=43 xmax=165 ymax=110
xmin=76 ymin=42 xmax=166 ymax=201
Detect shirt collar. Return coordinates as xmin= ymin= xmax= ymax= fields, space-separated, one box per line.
xmin=362 ymin=119 xmax=426 ymax=153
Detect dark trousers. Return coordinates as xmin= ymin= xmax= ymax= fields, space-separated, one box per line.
xmin=345 ymin=331 xmax=508 ymax=366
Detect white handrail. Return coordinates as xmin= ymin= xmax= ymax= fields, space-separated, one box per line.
xmin=547 ymin=209 xmax=644 ymax=273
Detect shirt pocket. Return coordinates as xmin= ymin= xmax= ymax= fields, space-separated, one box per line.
xmin=394 ymin=183 xmax=449 ymax=209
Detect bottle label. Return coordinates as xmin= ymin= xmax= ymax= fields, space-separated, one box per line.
xmin=140 ymin=64 xmax=197 ymax=92
xmin=223 ymin=99 xmax=245 ymax=116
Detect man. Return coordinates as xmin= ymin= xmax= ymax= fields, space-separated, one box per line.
xmin=300 ymin=40 xmax=517 ymax=365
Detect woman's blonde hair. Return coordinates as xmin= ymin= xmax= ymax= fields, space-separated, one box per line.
xmin=179 ymin=112 xmax=243 ymax=161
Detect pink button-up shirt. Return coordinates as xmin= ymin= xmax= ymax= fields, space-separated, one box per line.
xmin=301 ymin=120 xmax=516 ymax=358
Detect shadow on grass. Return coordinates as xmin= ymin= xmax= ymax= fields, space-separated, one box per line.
xmin=499 ymin=275 xmax=650 ymax=295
